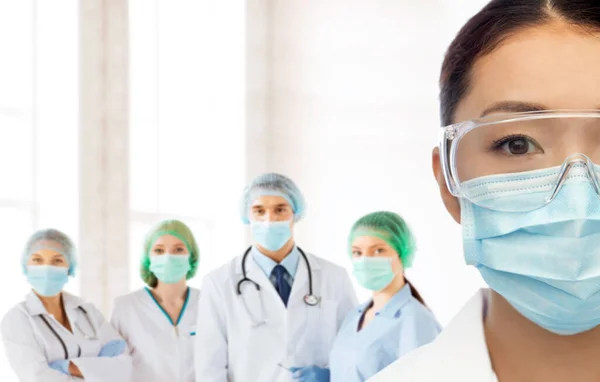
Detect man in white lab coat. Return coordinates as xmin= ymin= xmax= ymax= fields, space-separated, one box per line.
xmin=194 ymin=173 xmax=358 ymax=382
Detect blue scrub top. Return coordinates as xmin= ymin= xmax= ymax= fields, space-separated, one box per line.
xmin=329 ymin=283 xmax=441 ymax=382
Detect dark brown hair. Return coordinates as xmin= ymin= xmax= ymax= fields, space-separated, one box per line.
xmin=405 ymin=278 xmax=427 ymax=306
xmin=440 ymin=0 xmax=600 ymax=126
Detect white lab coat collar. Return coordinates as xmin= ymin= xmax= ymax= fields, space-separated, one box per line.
xmin=432 ymin=289 xmax=494 ymax=380
xmin=370 ymin=289 xmax=497 ymax=381
xmin=234 ymin=246 xmax=322 ymax=275
xmin=24 ymin=291 xmax=86 ymax=316
xmin=233 ymin=248 xmax=322 ymax=313
xmin=251 ymin=245 xmax=301 ymax=279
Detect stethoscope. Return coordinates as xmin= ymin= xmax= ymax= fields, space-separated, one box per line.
xmin=39 ymin=306 xmax=97 ymax=360
xmin=237 ymin=246 xmax=321 ymax=307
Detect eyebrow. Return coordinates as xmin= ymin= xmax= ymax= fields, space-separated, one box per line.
xmin=351 ymin=244 xmax=385 ymax=250
xmin=480 ymin=101 xmax=548 ymax=117
xmin=252 ymin=204 xmax=289 ymax=209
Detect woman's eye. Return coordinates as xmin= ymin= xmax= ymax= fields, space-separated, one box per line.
xmin=493 ymin=135 xmax=541 ymax=156
xmin=153 ymin=249 xmax=164 ymax=254
xmin=352 ymin=251 xmax=361 ymax=257
xmin=176 ymin=247 xmax=184 ymax=252
xmin=375 ymin=248 xmax=385 ymax=254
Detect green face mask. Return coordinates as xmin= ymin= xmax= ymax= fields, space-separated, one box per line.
xmin=149 ymin=254 xmax=191 ymax=284
xmin=352 ymin=257 xmax=395 ymax=291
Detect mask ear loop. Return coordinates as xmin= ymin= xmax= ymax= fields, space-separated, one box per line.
xmin=586 ymin=161 xmax=600 ymax=198
xmin=546 ymin=153 xmax=600 ymax=204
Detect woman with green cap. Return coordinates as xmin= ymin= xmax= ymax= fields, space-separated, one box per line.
xmin=328 ymin=211 xmax=441 ymax=382
xmin=110 ymin=219 xmax=200 ymax=382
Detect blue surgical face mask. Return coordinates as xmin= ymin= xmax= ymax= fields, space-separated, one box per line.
xmin=251 ymin=220 xmax=292 ymax=251
xmin=352 ymin=257 xmax=396 ymax=291
xmin=150 ymin=254 xmax=191 ymax=284
xmin=27 ymin=265 xmax=69 ymax=297
xmin=461 ymin=164 xmax=600 ymax=335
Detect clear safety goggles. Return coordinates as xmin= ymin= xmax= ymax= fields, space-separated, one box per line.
xmin=439 ymin=110 xmax=600 ymax=212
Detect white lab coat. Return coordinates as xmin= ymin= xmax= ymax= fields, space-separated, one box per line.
xmin=368 ymin=289 xmax=498 ymax=382
xmin=194 ymin=251 xmax=358 ymax=382
xmin=0 ymin=291 xmax=132 ymax=382
xmin=110 ymin=287 xmax=200 ymax=382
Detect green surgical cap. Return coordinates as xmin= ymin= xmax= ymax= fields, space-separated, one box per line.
xmin=140 ymin=220 xmax=200 ymax=287
xmin=348 ymin=211 xmax=416 ymax=268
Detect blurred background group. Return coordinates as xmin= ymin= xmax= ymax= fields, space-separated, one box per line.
xmin=0 ymin=1 xmax=490 ymax=378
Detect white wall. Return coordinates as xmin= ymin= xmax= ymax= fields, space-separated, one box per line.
xmin=0 ymin=1 xmax=78 ymax=380
xmin=128 ymin=0 xmax=247 ymax=293
xmin=258 ymin=0 xmax=490 ymax=324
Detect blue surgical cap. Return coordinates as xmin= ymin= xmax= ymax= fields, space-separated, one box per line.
xmin=241 ymin=173 xmax=306 ymax=224
xmin=22 ymin=229 xmax=77 ymax=276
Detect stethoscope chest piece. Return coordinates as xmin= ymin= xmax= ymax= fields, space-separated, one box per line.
xmin=304 ymin=294 xmax=320 ymax=306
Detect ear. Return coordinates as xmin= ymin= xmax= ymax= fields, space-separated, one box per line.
xmin=432 ymin=147 xmax=461 ymax=223
xmin=393 ymin=254 xmax=405 ymax=276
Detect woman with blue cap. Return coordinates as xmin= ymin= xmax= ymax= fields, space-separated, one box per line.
xmin=110 ymin=219 xmax=200 ymax=382
xmin=1 ymin=229 xmax=132 ymax=381
xmin=329 ymin=211 xmax=440 ymax=382
xmin=194 ymin=173 xmax=358 ymax=382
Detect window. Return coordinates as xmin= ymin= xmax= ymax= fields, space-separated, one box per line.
xmin=129 ymin=0 xmax=246 ymax=290
xmin=0 ymin=1 xmax=78 ymax=380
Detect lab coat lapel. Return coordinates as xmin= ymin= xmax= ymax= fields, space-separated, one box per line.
xmin=247 ymin=254 xmax=285 ymax=308
xmin=62 ymin=293 xmax=90 ymax=337
xmin=288 ymin=251 xmax=321 ymax=305
xmin=25 ymin=292 xmax=86 ymax=336
xmin=24 ymin=292 xmax=46 ymax=316
xmin=61 ymin=292 xmax=85 ymax=311
xmin=433 ymin=289 xmax=495 ymax=380
xmin=235 ymin=253 xmax=287 ymax=332
xmin=288 ymin=252 xmax=308 ymax=304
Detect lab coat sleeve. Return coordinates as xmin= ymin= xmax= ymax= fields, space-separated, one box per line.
xmin=397 ymin=308 xmax=440 ymax=358
xmin=0 ymin=307 xmax=74 ymax=382
xmin=70 ymin=304 xmax=132 ymax=382
xmin=195 ymin=274 xmax=229 ymax=382
xmin=109 ymin=298 xmax=136 ymax=357
xmin=336 ymin=269 xmax=359 ymax=328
